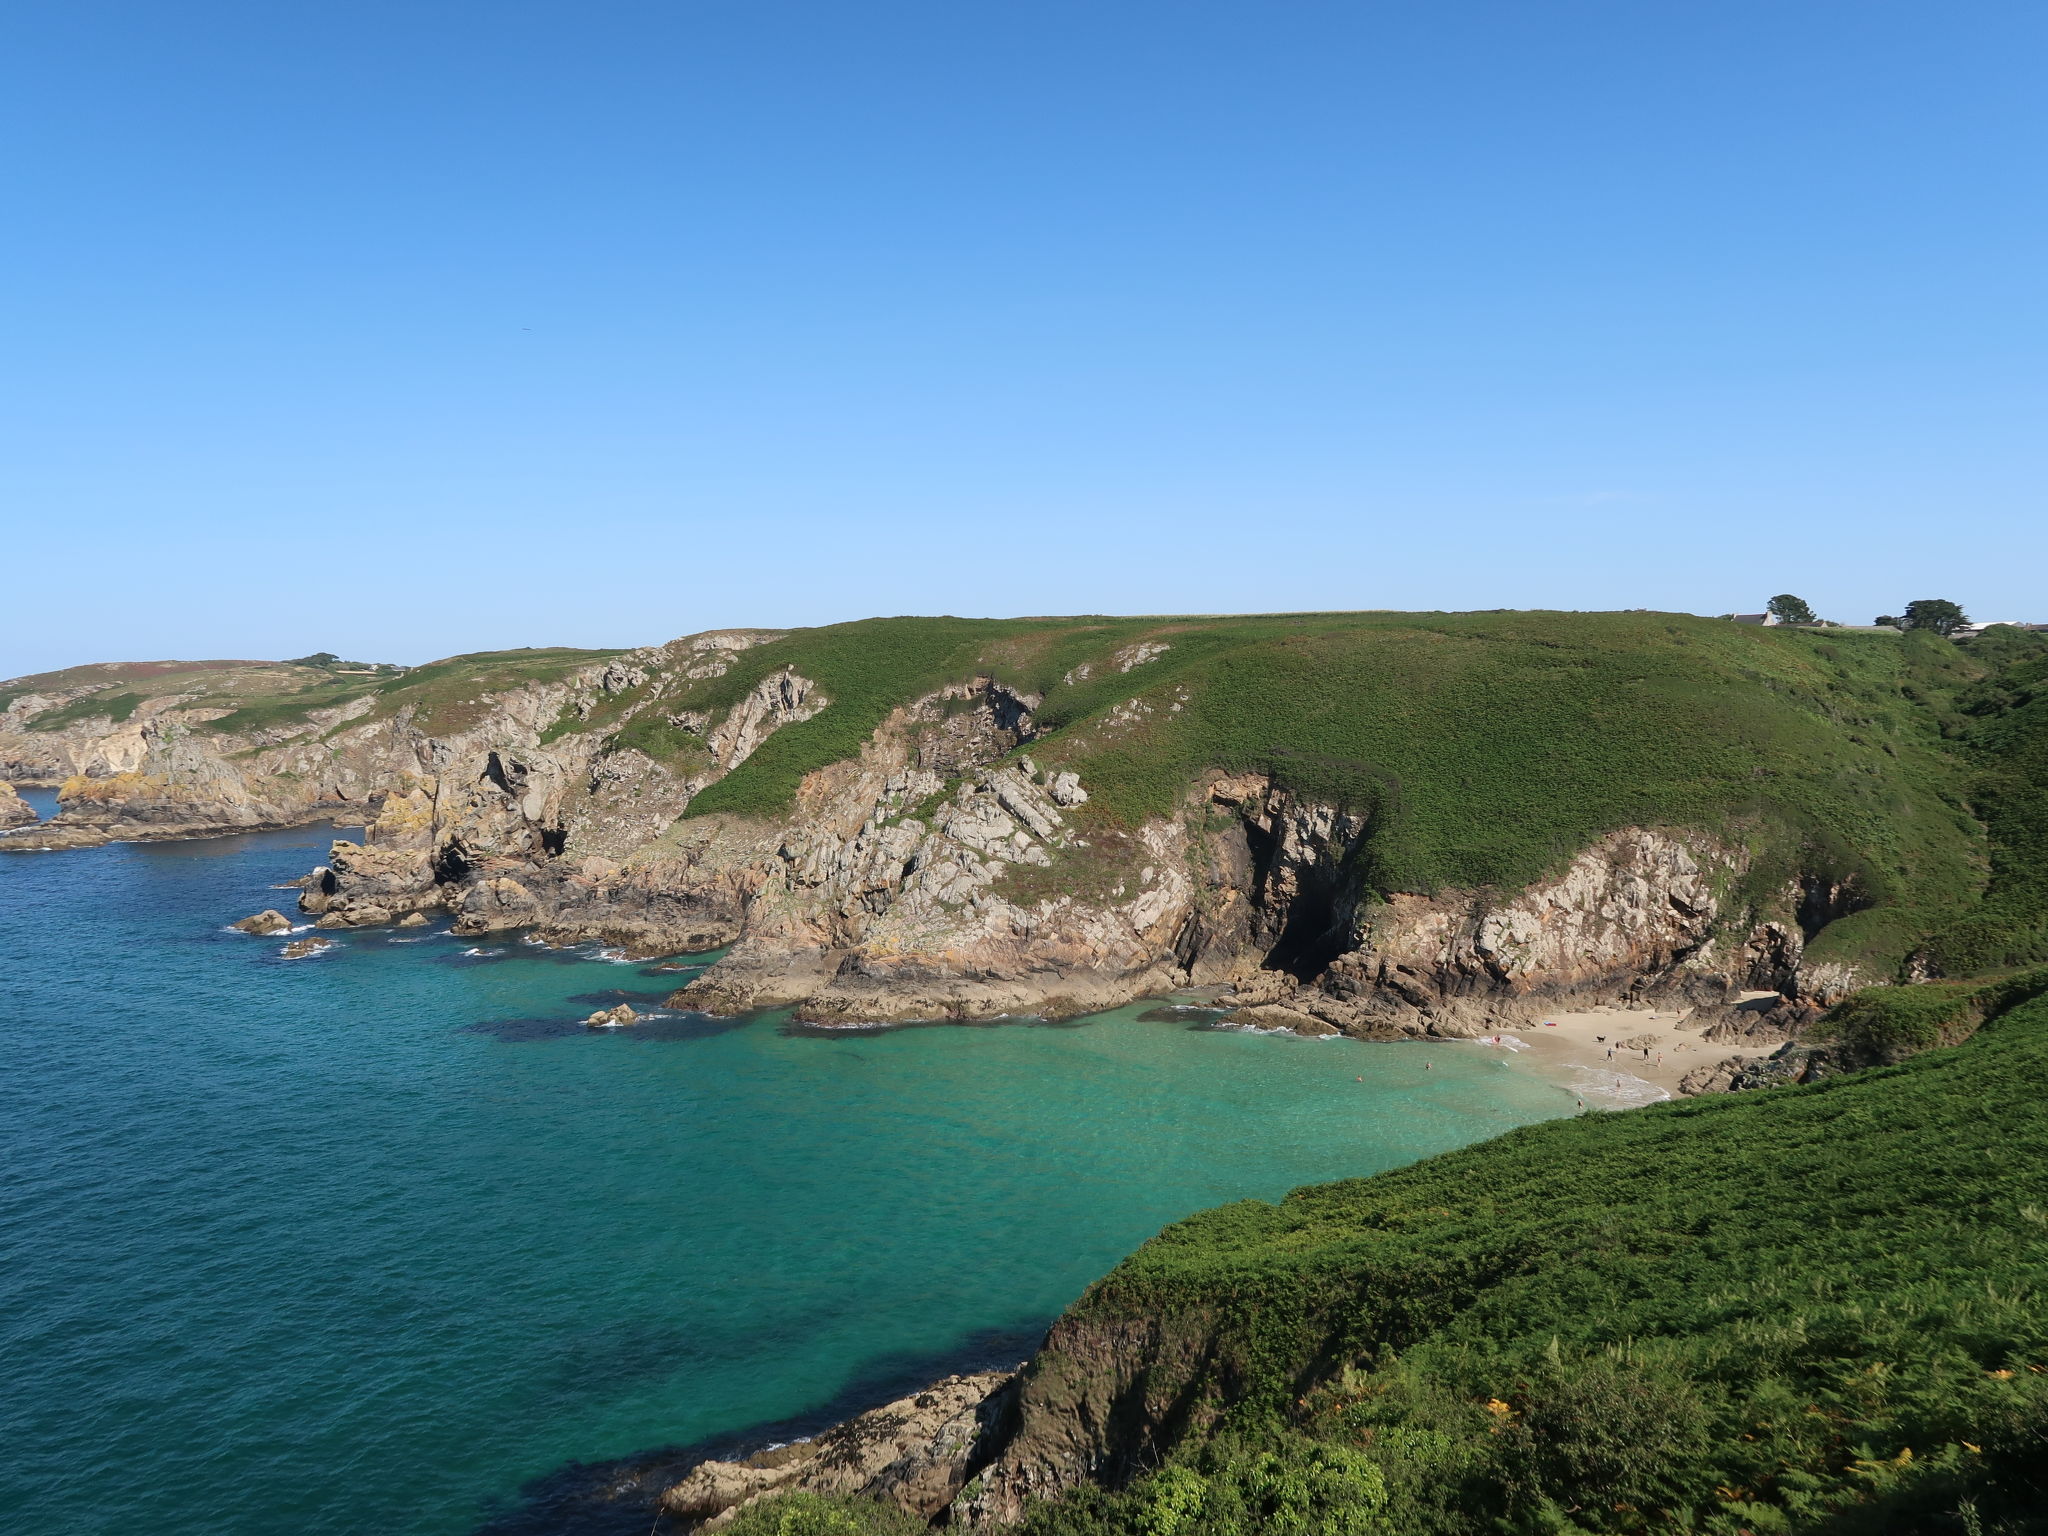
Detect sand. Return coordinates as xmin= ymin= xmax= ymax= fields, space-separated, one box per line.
xmin=1454 ymin=996 xmax=1783 ymax=1109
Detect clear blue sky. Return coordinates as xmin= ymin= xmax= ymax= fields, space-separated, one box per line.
xmin=3 ymin=1 xmax=2042 ymax=673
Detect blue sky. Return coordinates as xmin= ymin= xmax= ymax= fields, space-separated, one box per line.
xmin=2 ymin=1 xmax=2042 ymax=672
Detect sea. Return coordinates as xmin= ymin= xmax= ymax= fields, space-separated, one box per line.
xmin=0 ymin=798 xmax=1576 ymax=1535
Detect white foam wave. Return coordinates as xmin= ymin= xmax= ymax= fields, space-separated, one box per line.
xmin=1567 ymin=1065 xmax=1669 ymax=1109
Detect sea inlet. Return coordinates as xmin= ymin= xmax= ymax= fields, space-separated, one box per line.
xmin=0 ymin=817 xmax=1573 ymax=1535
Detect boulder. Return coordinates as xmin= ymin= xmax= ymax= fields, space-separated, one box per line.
xmin=1225 ymin=1003 xmax=1338 ymax=1036
xmin=396 ymin=912 xmax=430 ymax=929
xmin=234 ymin=909 xmax=293 ymax=935
xmin=281 ymin=937 xmax=333 ymax=959
xmin=582 ymin=1004 xmax=639 ymax=1028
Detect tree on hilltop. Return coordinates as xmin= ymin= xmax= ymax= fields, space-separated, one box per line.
xmin=1903 ymin=599 xmax=1969 ymax=636
xmin=1766 ymin=594 xmax=1817 ymax=625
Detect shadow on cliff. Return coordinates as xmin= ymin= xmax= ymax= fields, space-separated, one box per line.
xmin=466 ymin=1323 xmax=1047 ymax=1536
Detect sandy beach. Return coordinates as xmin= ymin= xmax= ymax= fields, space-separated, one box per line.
xmin=1456 ymin=996 xmax=1783 ymax=1108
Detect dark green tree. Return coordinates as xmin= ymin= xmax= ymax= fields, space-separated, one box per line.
xmin=1766 ymin=594 xmax=1817 ymax=625
xmin=1903 ymin=598 xmax=1969 ymax=636
xmin=1875 ymin=615 xmax=1902 ymax=628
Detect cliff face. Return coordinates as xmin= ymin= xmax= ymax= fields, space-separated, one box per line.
xmin=7 ymin=613 xmax=1983 ymax=1027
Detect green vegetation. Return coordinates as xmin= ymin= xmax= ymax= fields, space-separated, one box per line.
xmin=1767 ymin=594 xmax=1818 ymax=625
xmin=720 ymin=1493 xmax=927 ymax=1536
xmin=283 ymin=651 xmax=404 ymax=674
xmin=1009 ymin=985 xmax=2048 ymax=1534
xmin=1903 ymin=599 xmax=1971 ymax=637
xmin=200 ymin=678 xmax=383 ymax=736
xmin=356 ymin=646 xmax=619 ymax=736
xmin=648 ymin=610 xmax=2011 ymax=978
xmin=1922 ymin=628 xmax=2048 ymax=975
xmin=23 ymin=690 xmax=145 ymax=730
xmin=679 ymin=617 xmax=1097 ymax=818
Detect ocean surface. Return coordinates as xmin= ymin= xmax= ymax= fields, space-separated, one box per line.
xmin=0 ymin=810 xmax=1575 ymax=1536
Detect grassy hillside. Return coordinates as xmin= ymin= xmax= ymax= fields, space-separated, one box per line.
xmin=606 ymin=611 xmax=1992 ymax=977
xmin=1922 ymin=628 xmax=2048 ymax=976
xmin=0 ymin=658 xmax=321 ymax=725
xmin=1 ymin=647 xmax=619 ymax=741
xmin=13 ymin=613 xmax=2036 ymax=983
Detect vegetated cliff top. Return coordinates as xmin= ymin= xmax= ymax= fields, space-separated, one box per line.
xmin=569 ymin=608 xmax=2015 ymax=981
xmin=0 ymin=645 xmax=621 ymax=739
xmin=11 ymin=610 xmax=2048 ymax=983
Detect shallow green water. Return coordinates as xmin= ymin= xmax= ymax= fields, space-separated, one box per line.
xmin=0 ymin=820 xmax=1573 ymax=1534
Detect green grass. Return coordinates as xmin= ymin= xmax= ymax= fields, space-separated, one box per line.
xmin=653 ymin=610 xmax=1997 ymax=978
xmin=355 ymin=647 xmax=621 ymax=736
xmin=1921 ymin=630 xmax=2048 ymax=975
xmin=23 ymin=690 xmax=145 ymax=730
xmin=679 ymin=617 xmax=1070 ymax=817
xmin=990 ymin=983 xmax=2048 ymax=1535
xmin=199 ymin=678 xmax=384 ymax=736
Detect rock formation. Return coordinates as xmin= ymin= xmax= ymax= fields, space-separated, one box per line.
xmin=0 ymin=781 xmax=36 ymax=828
xmin=2 ymin=626 xmax=1896 ymax=1033
xmin=657 ymin=1370 xmax=1019 ymax=1530
xmin=233 ymin=909 xmax=292 ymax=935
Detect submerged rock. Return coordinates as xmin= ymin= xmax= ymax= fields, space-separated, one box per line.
xmin=234 ymin=909 xmax=293 ymax=935
xmin=281 ymin=936 xmax=333 ymax=959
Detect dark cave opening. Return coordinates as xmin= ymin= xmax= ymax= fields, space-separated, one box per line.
xmin=1242 ymin=815 xmax=1358 ymax=982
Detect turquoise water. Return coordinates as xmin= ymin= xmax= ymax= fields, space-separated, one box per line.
xmin=0 ymin=820 xmax=1574 ymax=1535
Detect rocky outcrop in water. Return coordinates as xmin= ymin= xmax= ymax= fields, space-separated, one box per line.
xmin=0 ymin=781 xmax=36 ymax=828
xmin=657 ymin=1369 xmax=1020 ymax=1530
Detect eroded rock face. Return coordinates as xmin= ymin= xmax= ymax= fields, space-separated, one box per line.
xmin=657 ymin=1370 xmax=1019 ymax=1529
xmin=0 ymin=781 xmax=36 ymax=828
xmin=7 ymin=639 xmax=1864 ymax=1028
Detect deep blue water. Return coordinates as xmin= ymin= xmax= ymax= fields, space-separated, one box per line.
xmin=0 ymin=820 xmax=1574 ymax=1535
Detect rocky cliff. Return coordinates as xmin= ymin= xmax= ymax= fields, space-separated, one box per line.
xmin=5 ymin=612 xmax=1997 ymax=1031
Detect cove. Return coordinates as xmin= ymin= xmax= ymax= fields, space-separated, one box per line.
xmin=0 ymin=823 xmax=1574 ymax=1536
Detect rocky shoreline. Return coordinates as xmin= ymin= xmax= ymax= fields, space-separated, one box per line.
xmin=4 ymin=629 xmax=1871 ymax=1068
